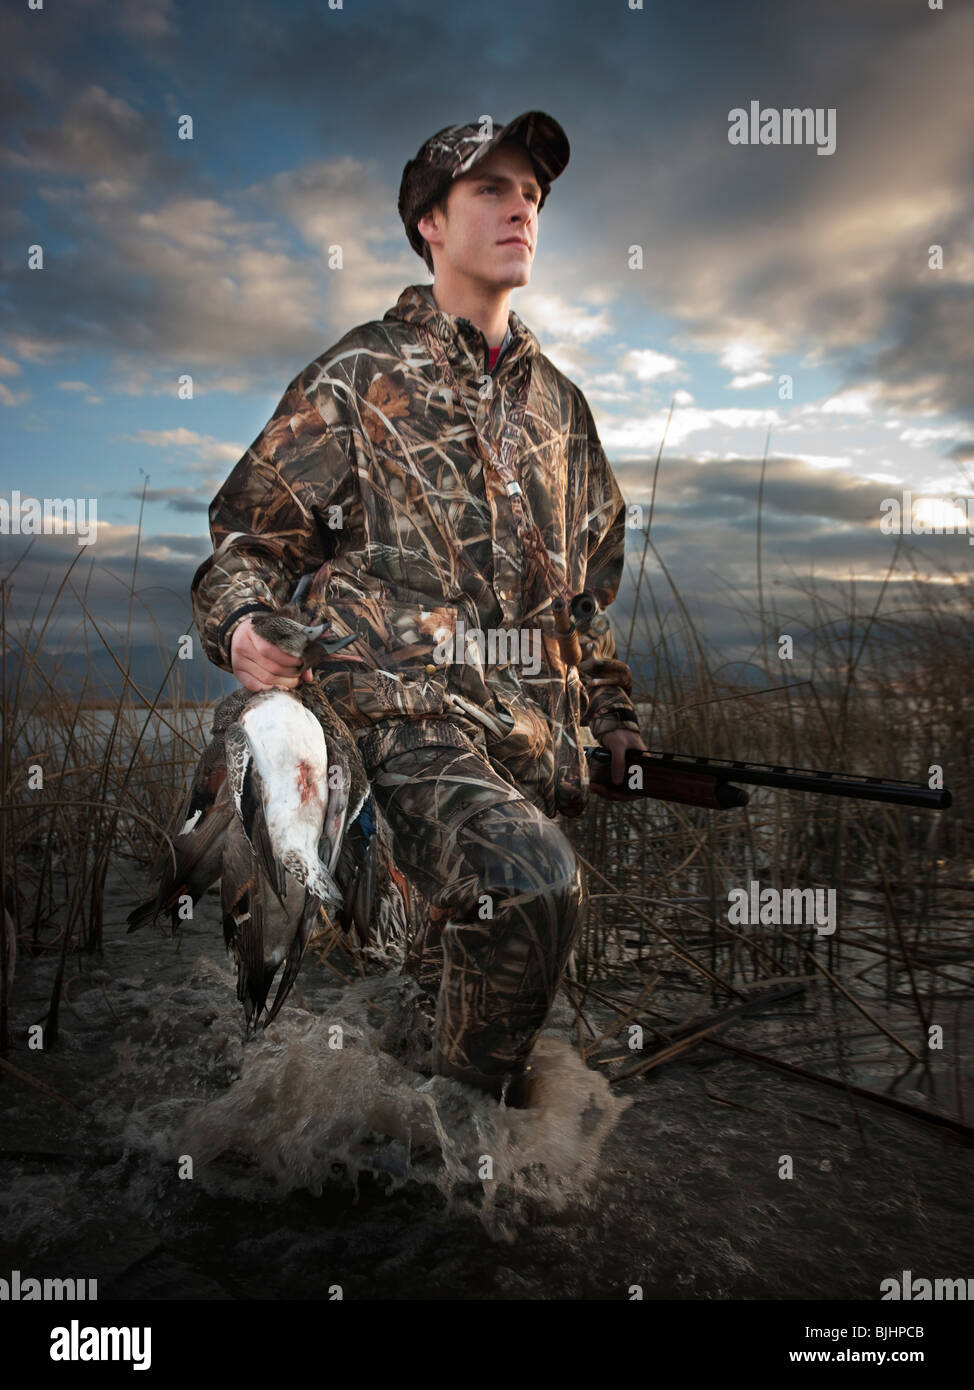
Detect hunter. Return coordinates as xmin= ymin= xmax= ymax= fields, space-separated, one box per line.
xmin=190 ymin=111 xmax=647 ymax=1107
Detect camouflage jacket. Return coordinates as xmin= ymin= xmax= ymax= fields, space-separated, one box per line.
xmin=190 ymin=283 xmax=641 ymax=819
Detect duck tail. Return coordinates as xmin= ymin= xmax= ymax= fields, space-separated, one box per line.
xmin=232 ymin=875 xmax=277 ymax=1030
xmin=264 ymin=888 xmax=321 ymax=1024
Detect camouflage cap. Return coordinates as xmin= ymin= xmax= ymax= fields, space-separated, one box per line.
xmin=398 ymin=111 xmax=570 ymax=260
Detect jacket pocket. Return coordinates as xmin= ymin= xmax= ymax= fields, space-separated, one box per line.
xmin=320 ymin=575 xmax=458 ymax=668
xmin=324 ymin=599 xmax=458 ymax=727
xmin=375 ymin=599 xmax=459 ymax=672
xmin=483 ymin=685 xmax=551 ymax=765
xmin=344 ymin=667 xmax=451 ymax=723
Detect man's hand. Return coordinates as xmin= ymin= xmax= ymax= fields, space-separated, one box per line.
xmin=230 ymin=617 xmax=315 ymax=693
xmin=590 ymin=727 xmax=648 ymax=801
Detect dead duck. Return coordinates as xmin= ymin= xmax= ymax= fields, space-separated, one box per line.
xmin=128 ymin=601 xmax=371 ymax=1026
xmin=125 ymin=686 xmax=248 ymax=935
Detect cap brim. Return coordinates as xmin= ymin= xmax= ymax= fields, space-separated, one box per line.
xmin=455 ymin=110 xmax=570 ymax=186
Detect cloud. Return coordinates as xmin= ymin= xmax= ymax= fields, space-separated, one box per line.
xmin=1 ymin=131 xmax=413 ymax=387
xmin=900 ymin=425 xmax=968 ymax=447
xmin=600 ymin=405 xmax=783 ymax=454
xmin=127 ymin=428 xmax=244 ymax=465
xmin=728 ymin=371 xmax=774 ymax=390
xmin=512 ymin=292 xmax=614 ymax=345
xmin=622 ymin=347 xmax=685 ymax=383
xmin=576 ymin=370 xmax=632 ymax=404
xmin=5 ymin=336 xmax=63 ymax=364
xmin=168 ymin=498 xmax=209 ymax=514
xmin=3 ymin=85 xmax=161 ymax=181
xmin=125 ymin=486 xmax=210 ymax=514
xmin=0 ymin=518 xmax=219 ymax=692
xmin=114 ymin=0 xmax=179 ymax=39
xmin=788 ymin=454 xmax=855 ymax=472
xmin=820 ymin=388 xmax=880 ymax=416
xmin=720 ymin=341 xmax=769 ymax=374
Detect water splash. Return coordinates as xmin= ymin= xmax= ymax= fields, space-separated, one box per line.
xmin=130 ymin=971 xmax=632 ymax=1238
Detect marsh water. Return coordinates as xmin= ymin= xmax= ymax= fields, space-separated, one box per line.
xmin=1 ymin=865 xmax=972 ymax=1301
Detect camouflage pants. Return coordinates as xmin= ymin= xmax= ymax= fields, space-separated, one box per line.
xmin=365 ymin=720 xmax=585 ymax=1098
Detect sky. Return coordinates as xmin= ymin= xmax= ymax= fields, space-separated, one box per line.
xmin=1 ymin=0 xmax=972 ymax=700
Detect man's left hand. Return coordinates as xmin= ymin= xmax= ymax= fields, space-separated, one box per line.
xmin=591 ymin=727 xmax=648 ymax=800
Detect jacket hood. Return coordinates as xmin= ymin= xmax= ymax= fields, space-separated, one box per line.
xmin=383 ymin=283 xmax=540 ymax=373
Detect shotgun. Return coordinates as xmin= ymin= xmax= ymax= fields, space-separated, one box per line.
xmin=559 ymin=588 xmax=951 ymax=812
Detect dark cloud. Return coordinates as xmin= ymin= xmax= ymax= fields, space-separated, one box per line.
xmin=124 ymin=487 xmax=211 ymax=512
xmin=0 ymin=528 xmax=229 ymax=698
xmin=948 ymin=441 xmax=974 ymax=469
xmin=164 ymin=496 xmax=210 ymax=514
xmin=614 ymin=453 xmax=894 ymax=526
xmin=858 ymin=282 xmax=974 ymax=421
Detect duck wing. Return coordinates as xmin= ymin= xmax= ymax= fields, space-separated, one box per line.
xmin=222 ymin=815 xmax=276 ymax=1026
xmin=300 ymin=684 xmax=369 ymax=875
xmin=351 ymin=832 xmax=378 ymax=950
xmin=222 ymin=814 xmax=323 ymax=1028
xmin=320 ymin=758 xmax=350 ymax=877
xmin=127 ymin=730 xmax=234 ymax=933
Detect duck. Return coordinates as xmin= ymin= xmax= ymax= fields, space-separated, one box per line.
xmin=127 ymin=595 xmax=375 ymax=1028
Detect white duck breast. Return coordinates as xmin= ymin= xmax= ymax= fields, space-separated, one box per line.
xmin=226 ymin=690 xmax=338 ymax=903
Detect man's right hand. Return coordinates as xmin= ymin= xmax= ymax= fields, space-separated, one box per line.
xmin=230 ymin=617 xmax=315 ymax=693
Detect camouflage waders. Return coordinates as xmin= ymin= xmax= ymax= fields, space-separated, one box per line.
xmin=363 ymin=716 xmax=585 ymax=1096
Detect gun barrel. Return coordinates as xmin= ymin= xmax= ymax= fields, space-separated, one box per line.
xmin=647 ymin=753 xmax=950 ymax=810
xmin=586 ymin=748 xmax=951 ymax=811
xmin=570 ymin=591 xmax=599 ymax=626
xmin=550 ymin=595 xmax=583 ymax=666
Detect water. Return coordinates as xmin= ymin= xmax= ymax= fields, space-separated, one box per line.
xmin=1 ymin=865 xmax=972 ymax=1300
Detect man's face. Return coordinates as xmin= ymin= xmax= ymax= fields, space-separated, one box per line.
xmin=418 ymin=142 xmax=541 ymax=290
